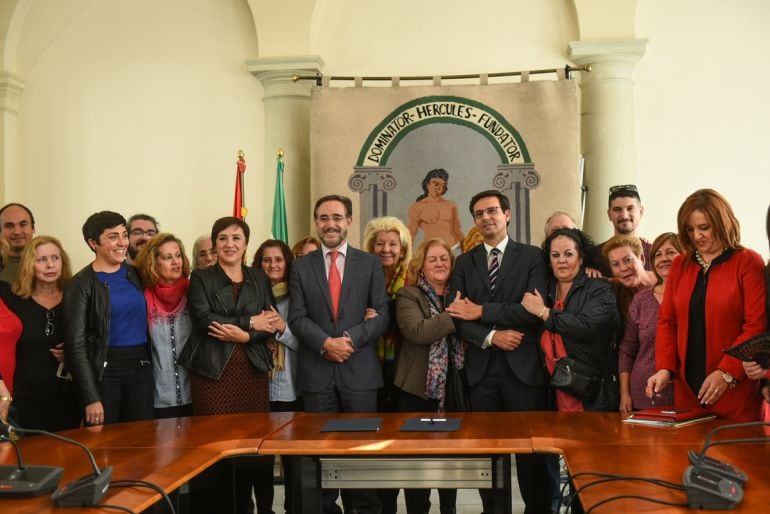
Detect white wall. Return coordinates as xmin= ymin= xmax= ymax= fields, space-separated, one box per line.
xmin=635 ymin=0 xmax=770 ymax=258
xmin=5 ymin=0 xmax=769 ymax=269
xmin=13 ymin=0 xmax=264 ymax=268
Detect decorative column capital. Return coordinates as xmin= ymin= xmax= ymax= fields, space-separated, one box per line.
xmin=0 ymin=71 xmax=25 ymax=115
xmin=246 ymin=55 xmax=324 ymax=99
xmin=568 ymin=39 xmax=648 ymax=80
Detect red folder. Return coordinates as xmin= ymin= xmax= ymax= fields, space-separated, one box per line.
xmin=631 ymin=406 xmax=712 ymax=422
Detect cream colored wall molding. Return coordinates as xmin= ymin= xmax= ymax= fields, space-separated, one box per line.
xmin=567 ymin=38 xmax=648 ymax=241
xmin=246 ymin=55 xmax=324 ymax=240
xmin=247 ymin=55 xmax=324 ymax=100
xmin=0 ymin=70 xmax=24 ymax=114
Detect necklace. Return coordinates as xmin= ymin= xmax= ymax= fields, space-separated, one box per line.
xmin=45 ymin=308 xmax=56 ymax=337
xmin=694 ymin=248 xmax=726 ymax=272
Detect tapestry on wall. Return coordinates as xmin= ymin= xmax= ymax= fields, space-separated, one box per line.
xmin=310 ymin=79 xmax=580 ymax=248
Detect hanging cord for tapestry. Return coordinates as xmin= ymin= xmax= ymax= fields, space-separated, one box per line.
xmin=292 ymin=64 xmax=591 ymax=86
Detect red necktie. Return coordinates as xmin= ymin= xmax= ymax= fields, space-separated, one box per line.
xmin=328 ymin=251 xmax=342 ymax=321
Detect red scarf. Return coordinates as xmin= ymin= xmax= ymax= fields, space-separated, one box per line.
xmin=145 ymin=277 xmax=189 ymax=322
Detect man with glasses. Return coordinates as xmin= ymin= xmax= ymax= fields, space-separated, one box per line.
xmin=0 ymin=203 xmax=36 ymax=283
xmin=594 ymin=184 xmax=652 ymax=276
xmin=448 ymin=189 xmax=551 ymax=514
xmin=289 ymin=194 xmax=390 ymax=514
xmin=126 ymin=213 xmax=158 ymax=266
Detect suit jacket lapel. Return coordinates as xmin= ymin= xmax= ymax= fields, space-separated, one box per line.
xmin=339 ymin=247 xmax=358 ymax=316
xmin=472 ymin=244 xmax=492 ymax=294
xmin=311 ymin=250 xmax=334 ymax=315
xmin=497 ymin=239 xmax=517 ymax=291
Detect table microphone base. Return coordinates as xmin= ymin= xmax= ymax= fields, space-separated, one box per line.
xmin=0 ymin=464 xmax=64 ymax=497
xmin=51 ymin=465 xmax=113 ymax=507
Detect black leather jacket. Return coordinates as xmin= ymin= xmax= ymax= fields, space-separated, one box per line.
xmin=63 ymin=263 xmax=144 ymax=406
xmin=544 ymin=272 xmax=621 ymax=411
xmin=179 ymin=264 xmax=274 ymax=380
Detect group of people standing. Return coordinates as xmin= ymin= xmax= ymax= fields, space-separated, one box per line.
xmin=0 ymin=182 xmax=768 ymax=514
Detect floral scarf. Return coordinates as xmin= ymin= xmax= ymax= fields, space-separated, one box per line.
xmin=419 ymin=273 xmax=465 ymax=411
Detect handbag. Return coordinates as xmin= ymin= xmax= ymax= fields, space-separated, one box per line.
xmin=550 ymin=357 xmax=601 ymax=403
xmin=444 ymin=364 xmax=470 ymax=412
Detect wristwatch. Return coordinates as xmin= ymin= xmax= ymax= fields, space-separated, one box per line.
xmin=719 ymin=370 xmax=737 ymax=389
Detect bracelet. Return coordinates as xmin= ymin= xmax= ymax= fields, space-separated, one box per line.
xmin=538 ymin=307 xmax=547 ymax=320
xmin=0 ymin=396 xmax=12 ymax=402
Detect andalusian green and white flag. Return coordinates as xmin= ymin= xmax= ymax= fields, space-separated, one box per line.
xmin=271 ymin=151 xmax=288 ymax=243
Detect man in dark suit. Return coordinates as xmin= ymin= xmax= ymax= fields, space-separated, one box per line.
xmin=448 ymin=190 xmax=551 ymax=514
xmin=289 ymin=194 xmax=390 ymax=514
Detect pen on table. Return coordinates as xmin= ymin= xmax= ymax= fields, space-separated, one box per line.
xmin=420 ymin=418 xmax=447 ymax=424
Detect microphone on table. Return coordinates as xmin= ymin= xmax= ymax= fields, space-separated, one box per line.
xmin=683 ymin=421 xmax=770 ymax=510
xmin=0 ymin=420 xmax=112 ymax=505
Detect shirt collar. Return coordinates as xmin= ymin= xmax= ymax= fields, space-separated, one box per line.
xmin=483 ymin=236 xmax=509 ymax=256
xmin=322 ymin=241 xmax=348 ymax=259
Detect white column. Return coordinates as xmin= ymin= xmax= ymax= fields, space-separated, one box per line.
xmin=247 ymin=56 xmax=324 ymax=242
xmin=568 ymin=39 xmax=647 ymax=240
xmin=0 ymin=71 xmax=24 ymax=201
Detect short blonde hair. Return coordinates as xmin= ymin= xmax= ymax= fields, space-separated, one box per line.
xmin=407 ymin=238 xmax=454 ymax=285
xmin=13 ymin=236 xmax=72 ymax=298
xmin=362 ymin=216 xmax=413 ymax=269
xmin=601 ymin=234 xmax=643 ymax=267
xmin=136 ymin=233 xmax=191 ymax=288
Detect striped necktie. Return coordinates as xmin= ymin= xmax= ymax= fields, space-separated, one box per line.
xmin=489 ymin=248 xmax=501 ymax=293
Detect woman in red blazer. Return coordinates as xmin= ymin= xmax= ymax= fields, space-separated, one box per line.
xmin=646 ymin=189 xmax=767 ymax=421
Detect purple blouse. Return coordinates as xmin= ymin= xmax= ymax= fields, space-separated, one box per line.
xmin=619 ymin=289 xmax=674 ymax=410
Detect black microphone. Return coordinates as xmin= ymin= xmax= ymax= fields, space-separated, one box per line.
xmin=682 ymin=421 xmax=770 ymax=510
xmin=0 ymin=420 xmax=113 ymax=505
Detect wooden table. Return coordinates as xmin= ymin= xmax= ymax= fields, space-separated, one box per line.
xmin=0 ymin=413 xmax=296 ymax=513
xmin=2 ymin=411 xmax=768 ymax=513
xmin=526 ymin=412 xmax=770 ymax=513
xmin=260 ymin=411 xmax=532 ymax=514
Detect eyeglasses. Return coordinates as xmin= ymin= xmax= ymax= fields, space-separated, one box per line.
xmin=608 ymin=184 xmax=640 ymax=200
xmin=198 ymin=250 xmax=217 ymax=258
xmin=45 ymin=310 xmax=55 ymax=337
xmin=473 ymin=206 xmax=501 ymax=220
xmin=130 ymin=229 xmax=157 ymax=238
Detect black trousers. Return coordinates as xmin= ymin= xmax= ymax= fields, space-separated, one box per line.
xmin=469 ymin=351 xmax=552 ymax=514
xmin=98 ymin=344 xmax=154 ymax=424
xmin=303 ymin=369 xmax=382 ymax=514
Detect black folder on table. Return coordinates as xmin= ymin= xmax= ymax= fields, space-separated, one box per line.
xmin=321 ymin=418 xmax=383 ymax=432
xmin=400 ymin=417 xmax=461 ymax=432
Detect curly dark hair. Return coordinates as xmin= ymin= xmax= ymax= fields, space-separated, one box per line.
xmin=542 ymin=227 xmax=598 ymax=275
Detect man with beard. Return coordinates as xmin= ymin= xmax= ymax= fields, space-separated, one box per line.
xmin=126 ymin=214 xmax=158 ymax=266
xmin=593 ymin=185 xmax=652 ymax=276
xmin=447 ymin=190 xmax=551 ymax=514
xmin=289 ymin=194 xmax=390 ymax=514
xmin=0 ymin=203 xmax=36 ymax=283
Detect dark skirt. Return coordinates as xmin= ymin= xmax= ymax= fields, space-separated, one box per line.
xmin=190 ymin=345 xmax=269 ymax=415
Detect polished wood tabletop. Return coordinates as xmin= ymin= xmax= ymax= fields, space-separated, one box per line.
xmin=259 ymin=411 xmax=533 ymax=456
xmin=1 ymin=411 xmax=767 ymax=513
xmin=525 ymin=411 xmax=733 ymax=453
xmin=0 ymin=412 xmax=297 ymax=513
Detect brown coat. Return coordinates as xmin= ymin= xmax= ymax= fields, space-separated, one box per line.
xmin=394 ymin=285 xmax=457 ymax=399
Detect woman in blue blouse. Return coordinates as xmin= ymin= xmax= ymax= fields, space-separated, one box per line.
xmin=63 ymin=211 xmax=153 ymax=426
